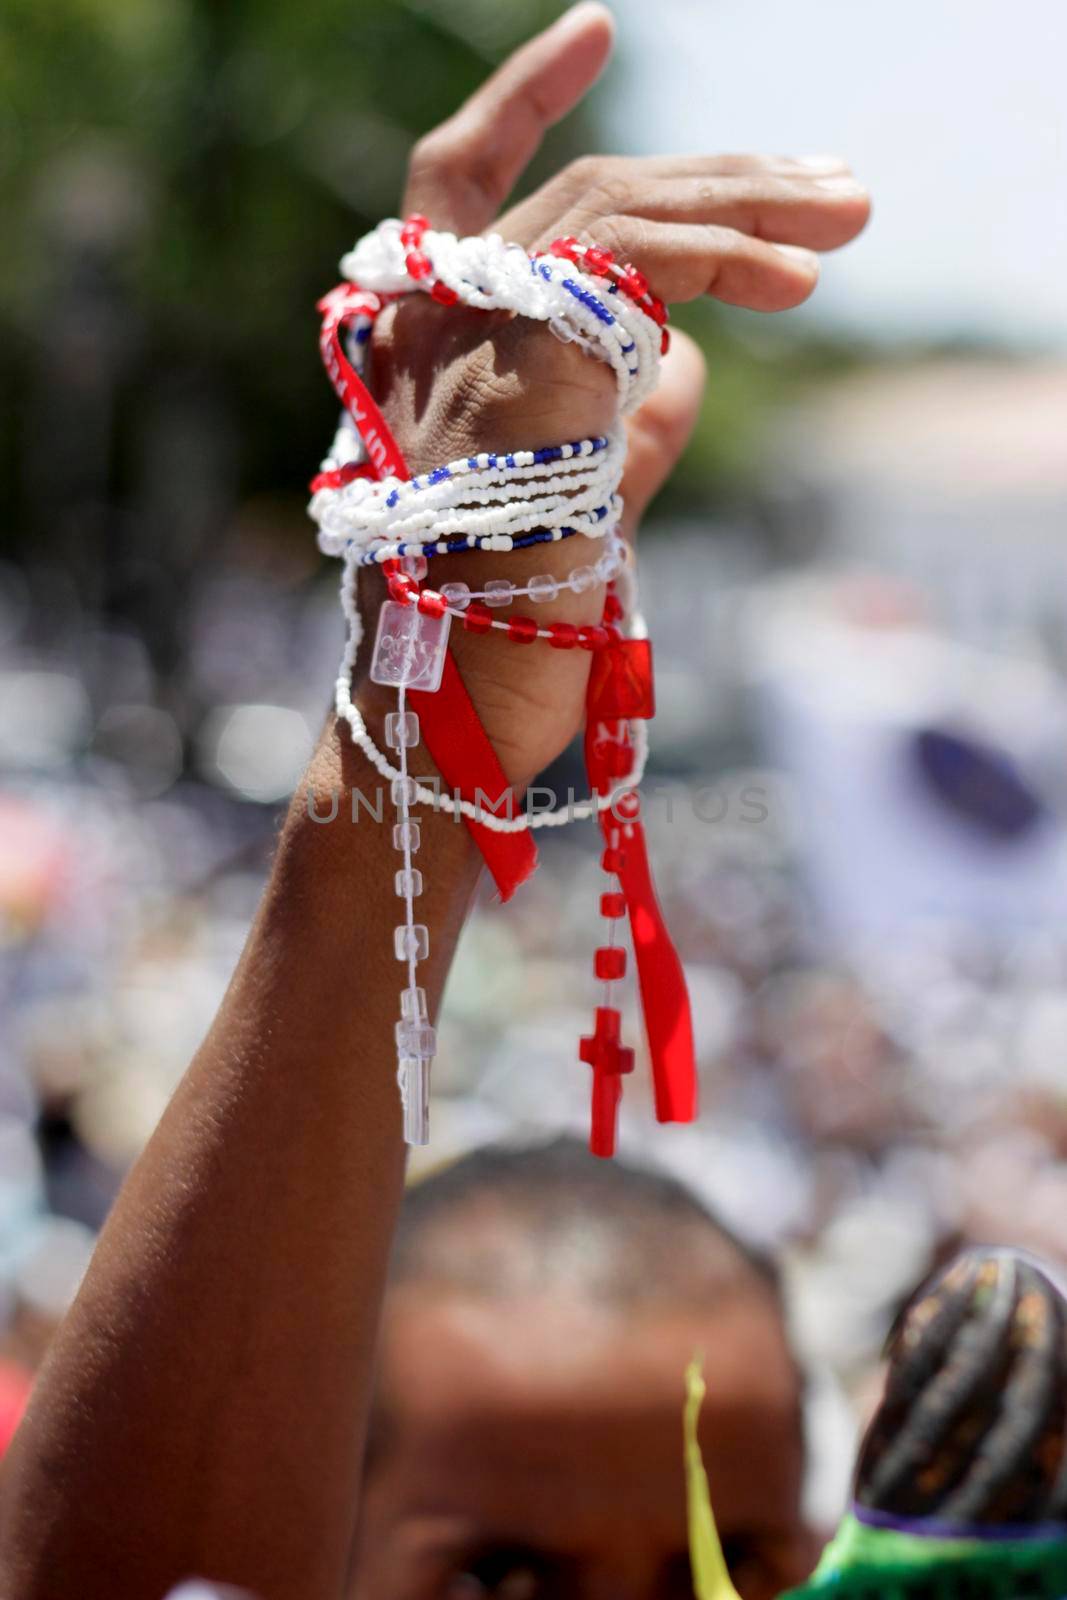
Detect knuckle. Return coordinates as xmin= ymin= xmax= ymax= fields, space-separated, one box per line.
xmin=562 ymin=153 xmax=601 ymax=189
xmin=594 ymin=213 xmax=650 ymax=262
xmin=409 ymin=126 xmax=459 ymax=180
xmin=581 ymin=171 xmax=633 ymax=218
xmin=557 ymin=154 xmax=624 ymax=209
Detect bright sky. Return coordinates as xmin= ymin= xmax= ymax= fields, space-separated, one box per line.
xmin=603 ymin=0 xmax=1067 ymax=345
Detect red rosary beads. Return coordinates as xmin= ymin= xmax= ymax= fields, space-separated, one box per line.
xmin=384 ymin=567 xmax=618 ymax=651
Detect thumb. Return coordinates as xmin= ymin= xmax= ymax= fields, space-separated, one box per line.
xmin=618 ymin=329 xmax=707 ymax=542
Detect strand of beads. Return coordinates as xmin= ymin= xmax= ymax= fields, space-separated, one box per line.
xmin=340 ymin=220 xmax=662 ymax=415
xmin=315 ymin=216 xmax=688 ymax=1155
xmin=541 ymin=236 xmax=670 ymax=356
xmin=352 ymin=524 xmax=581 ymax=566
xmin=334 ymin=536 xmax=651 ymax=835
xmin=386 ymin=695 xmax=435 ymax=1144
xmin=310 ymin=430 xmax=625 ymax=559
xmin=376 ymin=533 xmax=628 ymax=646
xmin=581 ymin=814 xmax=636 ymax=1154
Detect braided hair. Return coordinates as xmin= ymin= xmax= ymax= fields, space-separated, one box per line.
xmin=855 ymin=1248 xmax=1067 ymax=1527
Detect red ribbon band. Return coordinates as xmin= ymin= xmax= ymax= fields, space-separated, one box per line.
xmin=318 ymin=282 xmax=695 ymax=1145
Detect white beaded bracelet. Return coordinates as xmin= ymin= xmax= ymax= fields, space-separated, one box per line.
xmin=340 ymin=222 xmax=662 ymax=415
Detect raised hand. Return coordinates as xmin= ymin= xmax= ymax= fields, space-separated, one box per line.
xmin=364 ymin=2 xmax=869 ymax=784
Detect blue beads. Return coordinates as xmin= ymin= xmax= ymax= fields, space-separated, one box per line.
xmin=355 ymin=525 xmax=583 ymax=567
xmin=561 ymin=276 xmax=615 ymax=326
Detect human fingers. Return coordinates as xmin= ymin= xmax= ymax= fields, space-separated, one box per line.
xmin=402 ymin=2 xmax=615 ymax=235
xmin=497 ymin=151 xmax=868 ymax=250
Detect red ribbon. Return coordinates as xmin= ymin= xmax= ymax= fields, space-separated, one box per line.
xmin=585 ymin=643 xmax=698 ymax=1148
xmin=318 ymin=285 xmax=536 ymax=902
xmin=317 ymin=281 xmax=695 ymax=1144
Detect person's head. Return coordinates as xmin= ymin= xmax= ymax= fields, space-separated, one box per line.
xmin=350 ymin=1137 xmax=814 ymax=1600
xmin=856 ymin=1245 xmax=1067 ymax=1527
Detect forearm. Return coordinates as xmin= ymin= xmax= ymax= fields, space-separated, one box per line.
xmin=0 ymin=296 xmax=599 ymax=1600
xmin=0 ymin=714 xmax=481 ymax=1600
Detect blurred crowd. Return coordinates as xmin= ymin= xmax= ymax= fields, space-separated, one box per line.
xmin=6 ymin=483 xmax=1067 ymax=1514
xmin=5 ymin=0 xmax=1067 ymax=1531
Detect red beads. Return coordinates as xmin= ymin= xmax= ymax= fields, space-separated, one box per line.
xmin=400 ymin=214 xmax=429 ymax=247
xmin=546 ymin=236 xmax=669 ymax=338
xmin=660 ymin=328 xmax=671 ymax=355
xmin=388 ymin=573 xmax=416 ymax=605
xmin=400 ymin=216 xmax=463 ymax=308
xmin=600 ymin=892 xmax=626 ymax=919
xmin=507 ymin=615 xmax=538 ymax=644
xmin=621 ymin=265 xmax=649 ymax=299
xmin=584 ymin=245 xmax=614 ymax=275
xmin=416 ymin=589 xmax=446 ymax=618
xmin=550 ymin=235 xmax=581 ymax=262
xmin=548 ymin=621 xmax=579 ymax=650
xmin=603 ymin=591 xmax=624 ymax=624
xmin=405 ymin=250 xmax=432 ymax=280
xmin=601 ymin=846 xmax=626 ymax=873
xmin=463 ymin=601 xmax=492 ymax=634
xmin=594 ymin=946 xmax=627 ymax=982
xmin=578 ymin=624 xmax=608 ymax=651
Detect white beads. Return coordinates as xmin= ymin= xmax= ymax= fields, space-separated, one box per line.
xmin=527 ymin=573 xmax=559 ymax=603
xmin=396 ymin=1019 xmax=436 ymax=1057
xmin=319 ymin=216 xmax=670 ymax=1155
xmin=393 ymin=820 xmax=420 ymax=851
xmin=309 ymin=426 xmax=626 ymax=558
xmin=401 ymin=986 xmax=428 ymax=1022
xmin=386 ymin=680 xmax=435 ymax=1146
xmin=394 ymin=924 xmax=429 ymax=961
xmin=340 ymin=221 xmax=663 ymax=415
xmin=385 ymin=710 xmax=420 ymax=748
xmin=596 ymin=546 xmax=622 ymax=582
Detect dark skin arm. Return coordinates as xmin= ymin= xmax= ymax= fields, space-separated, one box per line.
xmin=0 ymin=8 xmax=868 ymax=1596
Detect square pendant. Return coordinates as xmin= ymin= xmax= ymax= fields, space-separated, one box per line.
xmin=370 ymin=600 xmax=451 ymax=692
xmin=586 ymin=638 xmax=655 ymax=721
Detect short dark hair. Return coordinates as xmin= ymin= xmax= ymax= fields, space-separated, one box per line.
xmin=391 ymin=1134 xmax=783 ymax=1311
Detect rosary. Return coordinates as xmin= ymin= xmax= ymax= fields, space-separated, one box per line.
xmin=308 ymin=216 xmax=697 ymax=1156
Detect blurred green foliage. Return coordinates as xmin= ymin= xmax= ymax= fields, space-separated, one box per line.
xmin=2 ymin=0 xmax=580 ymax=532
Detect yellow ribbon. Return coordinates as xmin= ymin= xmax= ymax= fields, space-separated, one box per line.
xmin=684 ymin=1357 xmax=743 ymax=1600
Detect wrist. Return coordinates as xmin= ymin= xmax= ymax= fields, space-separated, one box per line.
xmin=370 ymin=298 xmax=615 ymax=471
